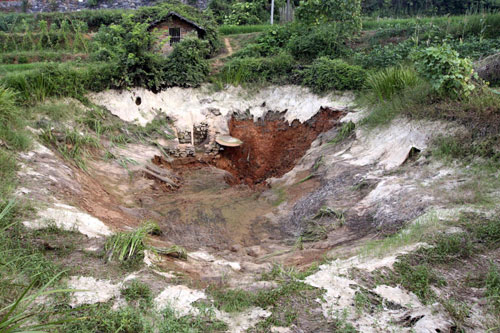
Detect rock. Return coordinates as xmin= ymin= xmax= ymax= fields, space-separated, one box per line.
xmin=241 ymin=281 xmax=279 ymax=292
xmin=475 ymin=52 xmax=500 ymax=84
xmin=230 ymin=244 xmax=242 ymax=253
xmin=208 ymin=107 xmax=221 ymax=116
xmin=246 ymin=245 xmax=266 ymax=257
xmin=241 ymin=261 xmax=272 ymax=273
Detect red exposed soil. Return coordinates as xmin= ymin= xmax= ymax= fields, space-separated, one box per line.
xmin=215 ymin=108 xmax=345 ymax=185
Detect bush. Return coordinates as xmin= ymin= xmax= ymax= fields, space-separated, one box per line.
xmin=232 ymin=23 xmax=349 ymax=62
xmin=354 ymin=39 xmax=416 ymax=69
xmin=300 ymin=57 xmax=366 ymax=93
xmin=296 ymin=0 xmax=362 ymax=34
xmin=287 ymin=24 xmax=348 ymax=61
xmin=220 ymin=53 xmax=295 ymax=85
xmin=223 ymin=1 xmax=265 ymax=25
xmin=365 ymin=66 xmax=422 ymax=101
xmin=163 ymin=37 xmax=210 ymax=88
xmin=413 ymin=44 xmax=476 ymax=99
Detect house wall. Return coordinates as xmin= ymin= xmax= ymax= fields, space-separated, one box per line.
xmin=151 ymin=17 xmax=200 ymax=53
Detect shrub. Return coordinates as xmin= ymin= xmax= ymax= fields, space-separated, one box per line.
xmin=223 ymin=1 xmax=264 ymax=25
xmin=365 ymin=66 xmax=422 ymax=101
xmin=220 ymin=53 xmax=295 ymax=85
xmin=300 ymin=57 xmax=366 ymax=93
xmin=163 ymin=37 xmax=210 ymax=88
xmin=231 ymin=24 xmax=299 ymax=59
xmin=296 ymin=0 xmax=362 ymax=34
xmin=353 ymin=39 xmax=416 ymax=69
xmin=287 ymin=24 xmax=348 ymax=61
xmin=413 ymin=44 xmax=476 ymax=99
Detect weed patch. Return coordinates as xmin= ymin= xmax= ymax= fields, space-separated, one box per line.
xmin=329 ymin=121 xmax=355 ymax=145
xmin=485 ymin=263 xmax=500 ymax=315
xmin=121 ymin=280 xmax=153 ymax=309
xmin=392 ymin=261 xmax=445 ymax=303
xmin=40 ymin=128 xmax=100 ymax=170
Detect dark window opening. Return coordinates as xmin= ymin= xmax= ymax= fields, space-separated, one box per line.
xmin=169 ymin=28 xmax=181 ymax=46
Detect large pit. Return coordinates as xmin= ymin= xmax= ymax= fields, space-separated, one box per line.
xmin=143 ymin=107 xmax=345 ymax=251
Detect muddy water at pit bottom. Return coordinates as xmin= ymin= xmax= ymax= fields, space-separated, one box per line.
xmin=146 ymin=167 xmax=283 ymax=251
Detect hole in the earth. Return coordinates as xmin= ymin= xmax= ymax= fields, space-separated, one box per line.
xmin=404 ymin=146 xmax=421 ymax=164
xmin=214 ymin=108 xmax=345 ymax=185
xmin=135 ymin=96 xmax=142 ymax=105
xmin=152 ymin=108 xmax=345 ymax=188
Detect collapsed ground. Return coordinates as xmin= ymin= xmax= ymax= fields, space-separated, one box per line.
xmin=0 ymin=84 xmax=497 ymax=332
xmin=1 ymin=5 xmax=500 ymax=333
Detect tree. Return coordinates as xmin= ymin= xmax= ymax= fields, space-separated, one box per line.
xmin=92 ymin=14 xmax=165 ymax=89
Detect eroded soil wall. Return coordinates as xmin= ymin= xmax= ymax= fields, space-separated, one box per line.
xmin=216 ymin=108 xmax=344 ymax=185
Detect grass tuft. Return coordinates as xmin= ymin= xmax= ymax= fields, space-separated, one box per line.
xmin=104 ymin=222 xmax=159 ymax=263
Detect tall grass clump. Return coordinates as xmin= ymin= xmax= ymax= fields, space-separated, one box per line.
xmin=486 ymin=263 xmax=500 ymax=314
xmin=365 ymin=66 xmax=423 ymax=101
xmin=0 ymin=85 xmax=30 ymax=151
xmin=105 ymin=222 xmax=160 ymax=262
xmin=40 ymin=128 xmax=100 ymax=170
xmin=359 ymin=65 xmax=433 ymax=128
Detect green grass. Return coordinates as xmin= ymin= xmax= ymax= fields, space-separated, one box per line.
xmin=0 ymin=50 xmax=87 ymax=65
xmin=104 ymin=222 xmax=160 ymax=263
xmin=329 ymin=121 xmax=355 ymax=145
xmin=0 ymin=151 xmax=18 ymax=200
xmin=121 ymin=280 xmax=153 ymax=308
xmin=0 ymin=272 xmax=76 ymax=332
xmin=380 ymin=213 xmax=500 ymax=304
xmin=359 ymin=77 xmax=432 ymax=129
xmin=62 ymin=302 xmax=227 ymax=333
xmin=486 ymin=263 xmax=500 ymax=315
xmin=40 ymin=128 xmax=100 ymax=170
xmin=0 ymin=63 xmax=43 ymax=76
xmin=0 ymin=85 xmax=31 ymax=151
xmin=392 ymin=261 xmax=445 ymax=303
xmin=219 ymin=24 xmax=270 ymax=36
xmin=441 ymin=298 xmax=471 ymax=331
xmin=359 ymin=210 xmax=442 ymax=258
xmin=362 ymin=13 xmax=500 ymax=39
xmin=365 ymin=66 xmax=422 ymax=102
xmin=28 ymin=100 xmax=83 ymax=122
xmin=208 ymin=280 xmax=316 ymax=313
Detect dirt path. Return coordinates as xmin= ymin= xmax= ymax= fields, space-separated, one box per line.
xmin=224 ymin=37 xmax=233 ymax=56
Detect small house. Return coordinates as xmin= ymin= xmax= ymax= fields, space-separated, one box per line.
xmin=148 ymin=11 xmax=206 ymax=53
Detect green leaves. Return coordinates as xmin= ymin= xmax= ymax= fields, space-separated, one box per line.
xmin=301 ymin=57 xmax=366 ymax=94
xmin=413 ymin=44 xmax=476 ymax=99
xmin=296 ymin=0 xmax=362 ymax=34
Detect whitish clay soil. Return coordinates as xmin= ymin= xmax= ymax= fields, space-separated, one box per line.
xmin=17 ymin=85 xmax=497 ymax=331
